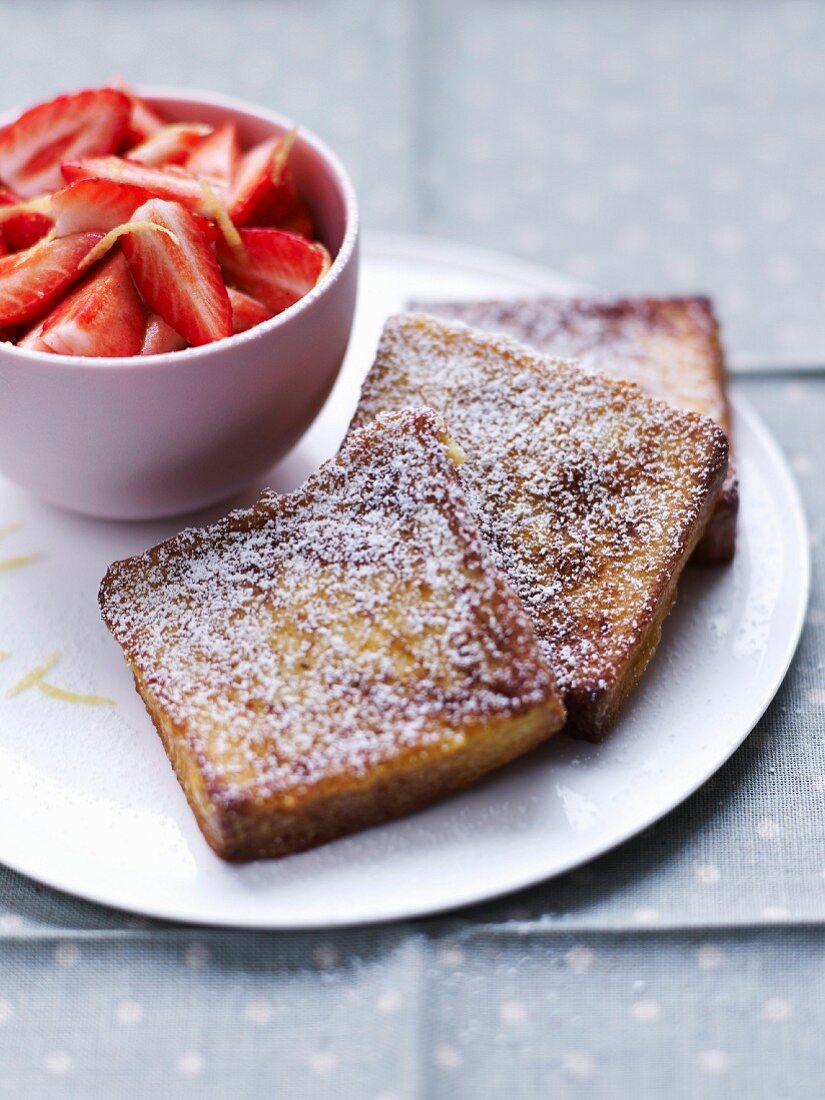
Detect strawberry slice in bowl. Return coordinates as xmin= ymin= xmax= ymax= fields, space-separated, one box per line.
xmin=140 ymin=313 xmax=187 ymax=356
xmin=51 ymin=178 xmax=153 ymax=235
xmin=61 ymin=157 xmax=214 ymax=215
xmin=218 ymin=228 xmax=330 ymax=315
xmin=0 ymin=88 xmax=130 ymax=198
xmin=126 ymin=123 xmax=214 ymax=167
xmin=227 ymin=287 xmax=274 ymax=334
xmin=0 ymin=231 xmax=102 ymax=327
xmin=39 ymin=250 xmax=145 ymax=358
xmin=120 ymin=197 xmax=232 ymax=346
xmin=186 ymin=123 xmax=240 ymax=189
xmin=228 ymin=131 xmax=297 ymax=227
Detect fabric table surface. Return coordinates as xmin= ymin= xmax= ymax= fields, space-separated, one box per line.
xmin=1 ymin=0 xmax=824 ymax=1095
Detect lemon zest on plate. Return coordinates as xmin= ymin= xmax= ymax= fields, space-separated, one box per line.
xmin=6 ymin=651 xmax=58 ymax=698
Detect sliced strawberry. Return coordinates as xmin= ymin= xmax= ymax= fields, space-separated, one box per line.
xmin=38 ymin=251 xmax=145 ymax=357
xmin=0 ymin=88 xmax=130 ymax=198
xmin=16 ymin=317 xmax=51 ymax=351
xmin=186 ymin=123 xmax=240 ymax=189
xmin=2 ymin=210 xmax=53 ymax=251
xmin=140 ymin=313 xmax=187 ymax=355
xmin=0 ymin=185 xmax=53 ymax=251
xmin=51 ymin=178 xmax=152 ymax=236
xmin=228 ymin=286 xmax=274 ymax=334
xmin=275 ymin=197 xmax=315 ymax=239
xmin=120 ymin=198 xmax=231 ymax=346
xmin=0 ymin=234 xmax=6 ymax=258
xmin=0 ymin=324 xmax=17 ymax=341
xmin=0 ymin=231 xmax=102 ymax=326
xmin=218 ymin=228 xmax=330 ymax=314
xmin=228 ymin=132 xmax=297 ymax=227
xmin=126 ymin=123 xmax=213 ymax=167
xmin=62 ymin=156 xmax=218 ymax=215
xmin=108 ymin=81 xmax=166 ymax=148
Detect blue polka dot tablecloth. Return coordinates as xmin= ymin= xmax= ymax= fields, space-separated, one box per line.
xmin=1 ymin=2 xmax=824 ymax=1097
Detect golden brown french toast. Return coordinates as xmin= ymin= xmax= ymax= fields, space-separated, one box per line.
xmin=99 ymin=408 xmax=565 ymax=861
xmin=349 ymin=315 xmax=729 ymax=740
xmin=410 ymin=295 xmax=737 ymax=563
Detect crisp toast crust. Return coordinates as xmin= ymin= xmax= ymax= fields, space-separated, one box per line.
xmin=349 ymin=314 xmax=729 ymax=740
xmin=99 ymin=408 xmax=565 ymax=861
xmin=410 ymin=295 xmax=737 ymax=563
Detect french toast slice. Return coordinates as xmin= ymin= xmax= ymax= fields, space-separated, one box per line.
xmin=410 ymin=295 xmax=737 ymax=563
xmin=349 ymin=314 xmax=729 ymax=740
xmin=99 ymin=408 xmax=565 ymax=861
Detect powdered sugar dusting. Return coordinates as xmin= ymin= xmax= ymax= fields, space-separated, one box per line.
xmin=411 ymin=295 xmax=731 ymax=437
xmin=99 ymin=409 xmax=559 ymax=805
xmin=351 ymin=315 xmax=728 ymax=706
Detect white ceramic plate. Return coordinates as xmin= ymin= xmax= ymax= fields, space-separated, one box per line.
xmin=0 ymin=234 xmax=809 ymax=927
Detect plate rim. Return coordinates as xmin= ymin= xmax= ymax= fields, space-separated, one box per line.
xmin=0 ymin=234 xmax=810 ymax=928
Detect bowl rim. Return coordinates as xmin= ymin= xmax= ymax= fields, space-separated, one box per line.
xmin=0 ymin=84 xmax=360 ymax=371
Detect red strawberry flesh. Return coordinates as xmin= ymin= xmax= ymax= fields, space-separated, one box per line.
xmin=140 ymin=313 xmax=187 ymax=355
xmin=218 ymin=228 xmax=330 ymax=314
xmin=186 ymin=123 xmax=240 ymax=189
xmin=39 ymin=250 xmax=145 ymax=357
xmin=120 ymin=197 xmax=231 ymax=346
xmin=0 ymin=88 xmax=130 ymax=198
xmin=227 ymin=286 xmax=274 ymax=333
xmin=0 ymin=231 xmax=102 ymax=326
xmin=51 ymin=178 xmax=153 ymax=236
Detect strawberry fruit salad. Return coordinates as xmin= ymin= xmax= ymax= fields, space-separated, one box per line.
xmin=0 ymin=85 xmax=331 ymax=356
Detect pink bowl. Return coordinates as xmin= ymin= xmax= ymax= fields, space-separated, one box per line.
xmin=0 ymin=87 xmax=359 ymax=519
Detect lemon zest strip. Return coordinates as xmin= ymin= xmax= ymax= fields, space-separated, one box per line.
xmin=6 ymin=651 xmax=58 ymax=698
xmin=78 ymin=221 xmax=181 ymax=272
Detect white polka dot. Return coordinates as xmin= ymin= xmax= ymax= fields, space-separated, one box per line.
xmin=0 ymin=915 xmax=22 ymax=932
xmin=784 ymin=382 xmax=807 ymax=402
xmin=615 ymin=224 xmax=648 ymax=253
xmin=663 ymin=254 xmax=699 ymax=281
xmin=698 ymin=1049 xmax=730 ymax=1074
xmin=814 ymin=773 xmax=825 ymax=791
xmin=0 ymin=1000 xmax=13 ymax=1024
xmin=566 ymin=945 xmax=594 ymax=973
xmin=564 ymin=1051 xmax=595 ymax=1077
xmin=184 ymin=943 xmax=210 ymax=968
xmin=711 ymin=225 xmax=743 ymax=255
xmin=762 ymin=905 xmax=789 ymax=920
xmin=757 ymin=819 xmax=780 ymax=840
xmin=696 ymin=944 xmax=724 ymax=970
xmin=313 ymin=943 xmax=339 ymax=969
xmin=694 ymin=864 xmax=721 ymax=886
xmin=793 ymin=455 xmax=814 ymax=476
xmin=44 ymin=1052 xmax=72 ymax=1076
xmin=633 ymin=907 xmax=659 ymax=924
xmin=762 ymin=997 xmax=792 ymax=1022
xmin=438 ymin=942 xmax=464 ymax=969
xmin=307 ymin=1051 xmax=338 ymax=1076
xmin=54 ymin=943 xmax=80 ymax=968
xmin=766 ymin=255 xmax=798 ymax=284
xmin=244 ymin=999 xmax=273 ymax=1025
xmin=434 ymin=1044 xmax=463 ymax=1071
xmin=177 ymin=1051 xmax=204 ymax=1076
xmin=761 ymin=194 xmax=792 ymax=223
xmin=809 ymin=689 xmax=825 ymax=706
xmin=115 ymin=1000 xmax=144 ymax=1025
xmin=631 ymin=999 xmax=661 ymax=1023
xmin=376 ymin=989 xmax=402 ymax=1015
xmin=499 ymin=1000 xmax=528 ymax=1025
